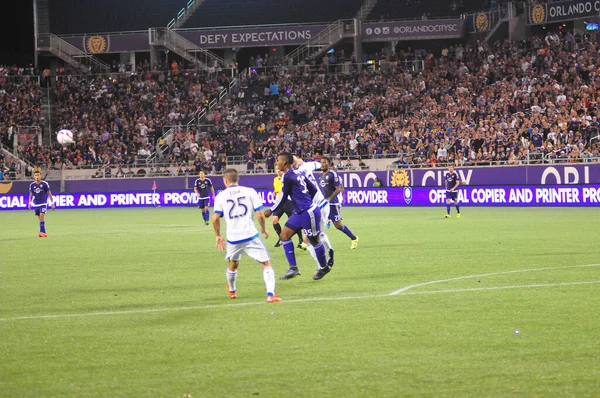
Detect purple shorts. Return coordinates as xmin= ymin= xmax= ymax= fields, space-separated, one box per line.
xmin=284 ymin=206 xmax=322 ymax=238
xmin=329 ymin=203 xmax=342 ymax=222
xmin=198 ymin=198 xmax=210 ymax=208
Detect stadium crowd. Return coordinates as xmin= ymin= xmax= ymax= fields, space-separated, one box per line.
xmin=2 ymin=30 xmax=600 ymax=178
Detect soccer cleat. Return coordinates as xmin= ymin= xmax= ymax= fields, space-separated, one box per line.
xmin=297 ymin=242 xmax=308 ymax=251
xmin=39 ymin=233 xmax=47 ymax=238
xmin=227 ymin=286 xmax=237 ymax=299
xmin=327 ymin=248 xmax=335 ymax=267
xmin=456 ymin=214 xmax=461 ymax=218
xmin=279 ymin=268 xmax=301 ymax=280
xmin=267 ymin=294 xmax=282 ymax=303
xmin=350 ymin=237 xmax=359 ymax=250
xmin=326 ymin=221 xmax=331 ymax=229
xmin=274 ymin=240 xmax=282 ymax=248
xmin=313 ymin=266 xmax=331 ymax=280
xmin=205 ymin=221 xmax=210 ymax=226
xmin=445 ymin=214 xmax=451 ymax=218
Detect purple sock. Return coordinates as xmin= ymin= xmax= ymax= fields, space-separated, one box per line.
xmin=341 ymin=225 xmax=356 ymax=240
xmin=281 ymin=240 xmax=297 ymax=267
xmin=314 ymin=243 xmax=328 ymax=269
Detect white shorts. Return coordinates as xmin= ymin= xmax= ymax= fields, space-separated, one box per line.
xmin=226 ymin=237 xmax=270 ymax=263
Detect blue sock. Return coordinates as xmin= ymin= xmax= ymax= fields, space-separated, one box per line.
xmin=341 ymin=225 xmax=357 ymax=240
xmin=40 ymin=221 xmax=46 ymax=233
xmin=281 ymin=240 xmax=297 ymax=267
xmin=204 ymin=210 xmax=210 ymax=221
xmin=446 ymin=205 xmax=451 ymax=214
xmin=314 ymin=243 xmax=328 ymax=269
xmin=456 ymin=204 xmax=460 ymax=213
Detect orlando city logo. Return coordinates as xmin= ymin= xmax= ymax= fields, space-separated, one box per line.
xmin=530 ymin=4 xmax=546 ymax=25
xmin=390 ymin=169 xmax=410 ymax=187
xmin=475 ymin=13 xmax=489 ymax=32
xmin=85 ymin=35 xmax=108 ymax=54
xmin=0 ymin=181 xmax=13 ymax=194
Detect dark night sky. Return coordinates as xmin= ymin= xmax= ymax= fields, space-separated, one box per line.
xmin=1 ymin=1 xmax=35 ymax=65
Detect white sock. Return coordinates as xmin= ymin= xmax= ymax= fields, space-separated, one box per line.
xmin=319 ymin=232 xmax=332 ymax=252
xmin=226 ymin=269 xmax=237 ymax=292
xmin=263 ymin=266 xmax=276 ymax=295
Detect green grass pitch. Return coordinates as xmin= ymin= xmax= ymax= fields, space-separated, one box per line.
xmin=1 ymin=207 xmax=599 ymax=397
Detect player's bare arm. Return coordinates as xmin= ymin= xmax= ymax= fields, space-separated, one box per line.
xmin=212 ymin=213 xmax=225 ymax=250
xmin=256 ymin=210 xmax=269 ymax=239
xmin=48 ymin=190 xmax=56 ymax=209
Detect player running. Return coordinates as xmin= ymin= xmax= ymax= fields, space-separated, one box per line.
xmin=28 ymin=170 xmax=55 ymax=237
xmin=319 ymin=157 xmax=359 ymax=249
xmin=445 ymin=165 xmax=461 ymax=218
xmin=271 ymin=168 xmax=307 ymax=250
xmin=268 ymin=152 xmax=330 ymax=281
xmin=212 ymin=169 xmax=282 ymax=303
xmin=194 ymin=171 xmax=215 ymax=225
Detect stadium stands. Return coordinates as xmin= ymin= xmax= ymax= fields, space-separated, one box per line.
xmin=4 ymin=30 xmax=600 ymax=178
xmin=366 ymin=0 xmax=487 ymax=21
xmin=49 ymin=0 xmax=190 ymax=34
xmin=182 ymin=0 xmax=364 ymax=28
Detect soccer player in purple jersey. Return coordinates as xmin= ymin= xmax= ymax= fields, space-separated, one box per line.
xmin=28 ymin=171 xmax=55 ymax=237
xmin=194 ymin=171 xmax=215 ymax=225
xmin=267 ymin=152 xmax=330 ymax=280
xmin=319 ymin=157 xmax=359 ymax=249
xmin=445 ymin=165 xmax=461 ymax=218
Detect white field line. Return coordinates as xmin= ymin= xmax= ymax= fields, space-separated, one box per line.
xmin=1 ymin=264 xmax=599 ymax=322
xmin=389 ymin=263 xmax=600 ymax=296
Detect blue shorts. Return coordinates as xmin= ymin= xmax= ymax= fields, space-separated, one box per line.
xmin=198 ymin=198 xmax=210 ymax=209
xmin=329 ymin=203 xmax=342 ymax=222
xmin=284 ymin=206 xmax=322 ymax=238
xmin=446 ymin=191 xmax=458 ymax=201
xmin=34 ymin=205 xmax=47 ymax=216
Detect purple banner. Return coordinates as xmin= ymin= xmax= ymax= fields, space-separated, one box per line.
xmin=177 ymin=25 xmax=329 ymax=48
xmin=362 ymin=19 xmax=465 ymax=41
xmin=2 ymin=185 xmax=600 ymax=211
xmin=61 ymin=33 xmax=150 ymax=54
xmin=402 ymin=164 xmax=600 ymax=187
xmin=528 ymin=0 xmax=600 ymax=25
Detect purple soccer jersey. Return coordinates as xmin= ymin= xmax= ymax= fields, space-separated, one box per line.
xmin=271 ymin=168 xmax=322 ymax=237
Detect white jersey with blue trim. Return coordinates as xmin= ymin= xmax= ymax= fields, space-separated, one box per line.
xmin=214 ymin=185 xmax=264 ymax=244
xmin=296 ymin=161 xmax=328 ymax=209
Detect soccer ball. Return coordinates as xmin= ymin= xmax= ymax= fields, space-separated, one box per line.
xmin=57 ymin=129 xmax=74 ymax=146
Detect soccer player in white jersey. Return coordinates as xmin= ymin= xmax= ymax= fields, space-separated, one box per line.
xmin=292 ymin=156 xmax=335 ymax=268
xmin=213 ymin=168 xmax=282 ymax=302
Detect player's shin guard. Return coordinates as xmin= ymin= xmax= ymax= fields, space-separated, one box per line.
xmin=226 ymin=269 xmax=238 ymax=292
xmin=263 ymin=266 xmax=276 ymax=296
xmin=273 ymin=223 xmax=282 ymax=236
xmin=281 ymin=240 xmax=297 ymax=267
xmin=40 ymin=221 xmax=46 ymax=234
xmin=313 ymin=243 xmax=328 ymax=269
xmin=341 ymin=225 xmax=356 ymax=240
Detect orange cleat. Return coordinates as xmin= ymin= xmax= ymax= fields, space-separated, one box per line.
xmin=39 ymin=233 xmax=47 ymax=238
xmin=267 ymin=294 xmax=282 ymax=303
xmin=227 ymin=285 xmax=237 ymax=299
